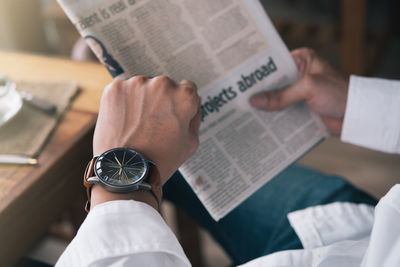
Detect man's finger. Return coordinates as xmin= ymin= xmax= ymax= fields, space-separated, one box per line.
xmin=190 ymin=98 xmax=202 ymax=135
xmin=177 ymin=79 xmax=200 ymax=120
xmin=180 ymin=79 xmax=197 ymax=90
xmin=251 ymin=82 xmax=308 ymax=111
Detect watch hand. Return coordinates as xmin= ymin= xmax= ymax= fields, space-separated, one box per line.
xmin=125 ymin=151 xmax=137 ymax=165
xmin=103 ymin=162 xmax=121 ymax=169
xmin=110 ymin=170 xmax=119 ymax=182
xmin=114 ymin=155 xmax=122 ymax=167
xmin=122 ymin=169 xmax=130 ymax=183
xmin=124 ymin=166 xmax=144 ymax=172
xmin=104 ymin=157 xmax=115 ymax=163
xmin=122 ymin=151 xmax=126 ymax=165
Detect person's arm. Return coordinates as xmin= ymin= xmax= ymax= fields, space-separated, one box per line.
xmin=250 ymin=47 xmax=400 ymax=154
xmin=56 ymin=76 xmax=201 ymax=267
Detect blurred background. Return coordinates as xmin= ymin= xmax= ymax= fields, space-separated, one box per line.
xmin=1 ymin=0 xmax=399 ymax=266
xmin=1 ymin=0 xmax=399 ymax=77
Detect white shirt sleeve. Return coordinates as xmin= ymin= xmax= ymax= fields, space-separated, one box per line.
xmin=55 ymin=200 xmax=191 ymax=267
xmin=361 ymin=185 xmax=400 ymax=267
xmin=341 ymin=75 xmax=400 ymax=154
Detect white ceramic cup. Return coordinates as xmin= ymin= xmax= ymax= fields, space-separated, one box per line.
xmin=0 ymin=75 xmax=22 ymax=127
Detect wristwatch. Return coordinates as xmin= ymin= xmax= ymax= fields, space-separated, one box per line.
xmin=83 ymin=147 xmax=162 ymax=212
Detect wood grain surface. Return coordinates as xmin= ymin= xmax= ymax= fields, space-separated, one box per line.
xmin=0 ymin=51 xmax=112 ymax=113
xmin=0 ymin=51 xmax=108 ymax=266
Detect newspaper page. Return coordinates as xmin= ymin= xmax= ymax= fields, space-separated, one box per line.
xmin=58 ymin=0 xmax=329 ymax=221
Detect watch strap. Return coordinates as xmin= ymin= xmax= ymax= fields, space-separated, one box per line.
xmin=83 ymin=156 xmax=98 ymax=212
xmin=147 ymin=163 xmax=163 ymax=210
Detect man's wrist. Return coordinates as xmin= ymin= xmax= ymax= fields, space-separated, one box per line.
xmin=90 ymin=185 xmax=159 ymax=211
xmin=85 ymin=147 xmax=164 ymax=212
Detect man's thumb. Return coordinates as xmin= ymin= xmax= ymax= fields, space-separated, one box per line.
xmin=250 ymin=92 xmax=269 ymax=109
xmin=251 ymin=84 xmax=307 ymax=110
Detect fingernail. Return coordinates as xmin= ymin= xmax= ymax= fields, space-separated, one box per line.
xmin=250 ymin=93 xmax=268 ymax=108
xmin=180 ymin=80 xmax=197 ymax=90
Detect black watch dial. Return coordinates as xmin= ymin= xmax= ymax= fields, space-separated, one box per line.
xmin=94 ymin=148 xmax=148 ymax=187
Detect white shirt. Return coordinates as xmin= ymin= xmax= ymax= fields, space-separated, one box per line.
xmin=56 ymin=76 xmax=400 ymax=267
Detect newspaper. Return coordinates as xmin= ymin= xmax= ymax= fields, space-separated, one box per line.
xmin=58 ymin=0 xmax=329 ymax=221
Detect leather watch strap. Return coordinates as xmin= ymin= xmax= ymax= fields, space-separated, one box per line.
xmin=83 ymin=156 xmax=98 ymax=213
xmin=147 ymin=164 xmax=163 ymax=211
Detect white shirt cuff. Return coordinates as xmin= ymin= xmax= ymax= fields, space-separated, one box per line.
xmin=56 ymin=200 xmax=190 ymax=267
xmin=341 ymin=75 xmax=400 ymax=154
xmin=287 ymin=202 xmax=374 ymax=249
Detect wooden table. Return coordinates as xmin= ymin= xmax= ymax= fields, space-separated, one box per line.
xmin=0 ymin=51 xmax=112 ymax=266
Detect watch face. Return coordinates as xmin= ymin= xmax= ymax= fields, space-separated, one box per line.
xmin=94 ymin=148 xmax=148 ymax=187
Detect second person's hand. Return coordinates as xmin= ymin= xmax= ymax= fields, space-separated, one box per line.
xmin=250 ymin=48 xmax=349 ymax=136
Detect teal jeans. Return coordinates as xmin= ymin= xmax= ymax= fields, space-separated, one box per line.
xmin=164 ymin=164 xmax=377 ymax=265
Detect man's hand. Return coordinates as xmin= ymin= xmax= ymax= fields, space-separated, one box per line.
xmin=250 ymin=48 xmax=349 ymax=135
xmin=93 ymin=76 xmax=201 ymax=185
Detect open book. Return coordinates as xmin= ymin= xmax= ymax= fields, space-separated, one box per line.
xmin=58 ymin=0 xmax=328 ymax=221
